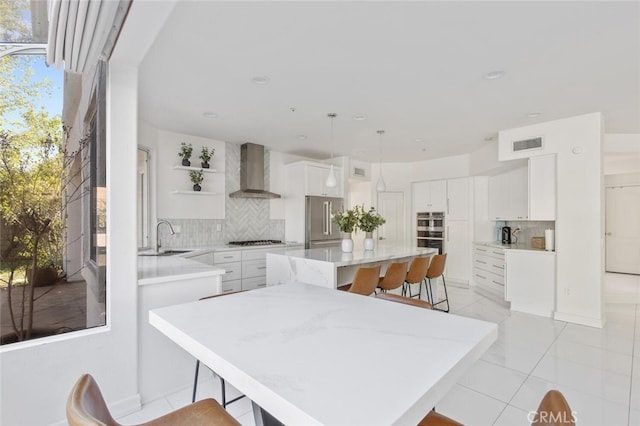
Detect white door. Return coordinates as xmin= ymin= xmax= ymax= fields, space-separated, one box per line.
xmin=606 ymin=186 xmax=640 ymax=274
xmin=377 ymin=192 xmax=404 ymax=247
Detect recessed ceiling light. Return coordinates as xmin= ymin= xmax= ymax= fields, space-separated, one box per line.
xmin=414 ymin=138 xmax=423 ymax=143
xmin=203 ymin=112 xmax=218 ymax=118
xmin=527 ymin=112 xmax=542 ymax=118
xmin=421 ymin=148 xmax=427 ymax=152
xmin=296 ymin=134 xmax=307 ymax=141
xmin=353 ymin=114 xmax=367 ymax=121
xmin=484 ymin=70 xmax=505 ymax=80
xmin=251 ymin=76 xmax=270 ymax=85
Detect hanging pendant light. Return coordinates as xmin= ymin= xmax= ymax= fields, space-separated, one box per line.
xmin=326 ymin=113 xmax=338 ymax=188
xmin=376 ymin=130 xmax=386 ymax=192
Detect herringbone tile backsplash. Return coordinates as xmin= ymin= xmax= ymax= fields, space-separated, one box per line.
xmin=159 ymin=142 xmax=285 ymax=248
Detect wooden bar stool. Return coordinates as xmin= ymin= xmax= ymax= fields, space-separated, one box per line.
xmin=402 ymin=256 xmax=430 ymax=299
xmin=347 ymin=265 xmax=382 ymax=296
xmin=425 ymin=254 xmax=449 ymax=313
xmin=377 ymin=261 xmax=408 ymax=293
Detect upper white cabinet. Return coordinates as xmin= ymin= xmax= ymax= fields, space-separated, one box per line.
xmin=446 ymin=178 xmax=470 ymax=220
xmin=529 ymin=154 xmax=556 ymax=220
xmin=305 ymin=164 xmax=344 ymax=197
xmin=488 ymin=167 xmax=528 ymax=220
xmin=413 ymin=180 xmax=447 ymax=212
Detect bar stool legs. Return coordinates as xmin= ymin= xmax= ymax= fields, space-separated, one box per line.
xmin=424 ymin=254 xmax=449 ymax=313
xmin=426 ymin=275 xmax=450 ymax=313
xmin=192 ymin=360 xmax=246 ymax=407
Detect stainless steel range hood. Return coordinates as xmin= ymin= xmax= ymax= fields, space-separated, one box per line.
xmin=229 ymin=143 xmax=281 ymax=199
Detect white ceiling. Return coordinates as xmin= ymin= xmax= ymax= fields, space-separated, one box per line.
xmin=137 ymin=1 xmax=639 ymax=163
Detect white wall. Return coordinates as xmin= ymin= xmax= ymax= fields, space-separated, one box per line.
xmin=156 ymin=129 xmax=226 ymax=219
xmin=499 ymin=113 xmax=604 ymax=327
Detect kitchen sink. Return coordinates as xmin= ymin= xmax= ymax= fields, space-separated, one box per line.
xmin=138 ymin=250 xmax=192 ymax=256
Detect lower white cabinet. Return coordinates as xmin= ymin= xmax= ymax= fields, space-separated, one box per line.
xmin=473 ymin=245 xmax=506 ymax=300
xmin=505 ymin=250 xmax=556 ymax=317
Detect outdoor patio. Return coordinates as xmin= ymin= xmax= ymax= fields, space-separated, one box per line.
xmin=0 ymin=280 xmax=87 ymax=342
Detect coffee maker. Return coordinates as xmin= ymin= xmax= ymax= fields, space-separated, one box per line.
xmin=501 ymin=226 xmax=512 ymax=244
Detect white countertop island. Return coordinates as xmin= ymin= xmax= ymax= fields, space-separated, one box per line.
xmin=267 ymin=245 xmax=437 ymax=289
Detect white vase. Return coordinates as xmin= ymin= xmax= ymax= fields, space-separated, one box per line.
xmin=341 ymin=233 xmax=353 ymax=253
xmin=363 ymin=232 xmax=375 ymax=251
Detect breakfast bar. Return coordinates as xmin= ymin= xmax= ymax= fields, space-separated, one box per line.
xmin=266 ymin=245 xmax=437 ymax=289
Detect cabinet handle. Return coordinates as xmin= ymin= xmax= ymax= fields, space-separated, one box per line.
xmin=447 ymin=198 xmax=450 ymax=214
xmin=257 ymin=283 xmax=266 ymax=287
xmin=222 ymin=289 xmax=233 ymax=293
xmin=223 ymin=256 xmax=233 ymax=259
xmin=257 ymin=266 xmax=267 ymax=270
xmin=475 ymin=274 xmax=487 ymax=279
xmin=476 ymin=260 xmax=487 ymax=264
xmin=226 ymin=269 xmax=234 ymax=273
xmin=492 ymin=264 xmax=504 ymax=269
xmin=477 ymin=248 xmax=487 ymax=252
xmin=492 ymin=280 xmax=503 ymax=286
xmin=447 ymin=226 xmax=449 ymax=242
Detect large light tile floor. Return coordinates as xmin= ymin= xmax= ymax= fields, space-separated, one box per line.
xmin=120 ymin=273 xmax=640 ymax=425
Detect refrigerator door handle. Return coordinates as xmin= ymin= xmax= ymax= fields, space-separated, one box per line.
xmin=328 ymin=202 xmax=333 ymax=236
xmin=323 ymin=201 xmax=329 ymax=235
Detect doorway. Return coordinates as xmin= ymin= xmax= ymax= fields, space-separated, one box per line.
xmin=605 ymin=185 xmax=640 ymax=274
xmin=377 ymin=192 xmax=405 ymax=247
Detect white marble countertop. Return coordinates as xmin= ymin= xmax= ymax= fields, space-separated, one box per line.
xmin=271 ymin=245 xmax=437 ymax=267
xmin=474 ymin=241 xmax=555 ymax=254
xmin=149 ymin=283 xmax=498 ymax=425
xmin=137 ymin=256 xmax=225 ymax=286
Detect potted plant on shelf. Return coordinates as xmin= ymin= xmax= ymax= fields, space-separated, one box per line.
xmin=199 ymin=147 xmax=214 ymax=168
xmin=356 ymin=205 xmax=386 ymax=251
xmin=190 ymin=170 xmax=204 ymax=191
xmin=178 ymin=142 xmax=193 ymax=166
xmin=332 ymin=208 xmax=359 ymax=252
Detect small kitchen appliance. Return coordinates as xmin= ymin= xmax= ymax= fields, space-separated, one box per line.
xmin=501 ymin=226 xmax=512 ymax=244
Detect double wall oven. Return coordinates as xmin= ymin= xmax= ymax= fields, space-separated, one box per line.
xmin=416 ymin=212 xmax=445 ymax=254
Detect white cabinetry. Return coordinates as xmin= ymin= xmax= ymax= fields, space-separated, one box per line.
xmin=412 ymin=180 xmax=447 ymax=212
xmin=473 ymin=245 xmax=506 ymax=300
xmin=305 ymin=164 xmax=343 ymax=197
xmin=446 ymin=221 xmax=470 ymax=284
xmin=529 ymin=154 xmax=556 ymax=220
xmin=505 ymin=250 xmax=555 ymax=317
xmin=446 ymin=178 xmax=470 ymax=220
xmin=488 ymin=167 xmax=528 ymax=220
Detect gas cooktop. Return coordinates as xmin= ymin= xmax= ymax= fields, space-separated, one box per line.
xmin=228 ymin=240 xmax=283 ymax=246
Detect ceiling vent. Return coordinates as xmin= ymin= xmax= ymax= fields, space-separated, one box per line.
xmin=512 ymin=136 xmax=543 ymax=152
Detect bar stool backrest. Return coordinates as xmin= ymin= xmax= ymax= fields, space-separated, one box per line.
xmin=349 ymin=265 xmax=382 ymax=296
xmin=405 ymin=256 xmax=430 ymax=284
xmin=426 ymin=254 xmax=447 ymax=279
xmin=379 ymin=261 xmax=409 ymax=291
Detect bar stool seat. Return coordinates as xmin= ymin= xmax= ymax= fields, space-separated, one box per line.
xmin=377 ymin=261 xmax=408 ymax=293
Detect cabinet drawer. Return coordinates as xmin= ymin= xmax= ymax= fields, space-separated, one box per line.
xmin=473 ymin=269 xmax=505 ymax=297
xmin=473 ymin=245 xmax=504 ymax=260
xmin=242 ymin=249 xmax=268 ymax=261
xmin=242 ymin=276 xmax=266 ymax=291
xmin=221 ymin=262 xmax=241 ymax=282
xmin=221 ymin=280 xmax=241 ymax=294
xmin=243 ymin=260 xmax=267 ymax=278
xmin=214 ymin=251 xmax=241 ymax=263
xmin=475 ymin=254 xmax=504 ymax=276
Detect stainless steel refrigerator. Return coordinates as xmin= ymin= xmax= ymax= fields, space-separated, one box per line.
xmin=305 ymin=196 xmax=344 ymax=249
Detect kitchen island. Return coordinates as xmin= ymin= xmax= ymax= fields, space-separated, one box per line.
xmin=266 ymin=245 xmax=437 ymax=289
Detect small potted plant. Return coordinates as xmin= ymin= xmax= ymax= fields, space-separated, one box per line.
xmin=178 ymin=142 xmax=193 ymax=166
xmin=190 ymin=169 xmax=204 ymax=191
xmin=199 ymin=147 xmax=214 ymax=168
xmin=332 ymin=208 xmax=359 ymax=252
xmin=356 ymin=205 xmax=386 ymax=251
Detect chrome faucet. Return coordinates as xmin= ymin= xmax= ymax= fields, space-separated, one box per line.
xmin=156 ymin=220 xmax=176 ymax=253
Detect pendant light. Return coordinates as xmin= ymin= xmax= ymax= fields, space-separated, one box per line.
xmin=376 ymin=130 xmax=386 ymax=192
xmin=325 ymin=113 xmax=338 ymax=188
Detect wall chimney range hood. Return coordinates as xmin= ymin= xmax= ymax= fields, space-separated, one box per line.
xmin=229 ymin=143 xmax=281 ymax=199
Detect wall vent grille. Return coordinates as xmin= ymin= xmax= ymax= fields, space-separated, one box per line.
xmin=353 ymin=167 xmax=366 ymax=177
xmin=512 ymin=137 xmax=543 ymax=152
